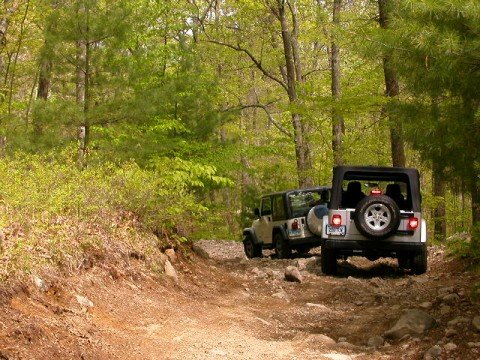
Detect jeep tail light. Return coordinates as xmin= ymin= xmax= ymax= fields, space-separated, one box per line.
xmin=331 ymin=214 xmax=342 ymax=227
xmin=408 ymin=217 xmax=419 ymax=230
xmin=291 ymin=219 xmax=300 ymax=230
xmin=371 ymin=189 xmax=382 ymax=195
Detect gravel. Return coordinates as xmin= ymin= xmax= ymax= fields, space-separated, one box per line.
xmin=193 ymin=240 xmax=246 ymax=261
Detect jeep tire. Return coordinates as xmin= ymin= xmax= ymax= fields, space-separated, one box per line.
xmin=274 ymin=232 xmax=292 ymax=259
xmin=354 ymin=195 xmax=401 ymax=239
xmin=321 ymin=247 xmax=337 ymax=275
xmin=243 ymin=234 xmax=262 ymax=258
xmin=411 ymin=246 xmax=427 ymax=275
xmin=397 ymin=254 xmax=411 ymax=269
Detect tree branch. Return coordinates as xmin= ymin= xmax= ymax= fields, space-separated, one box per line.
xmin=224 ymin=102 xmax=293 ymax=138
xmin=205 ymin=39 xmax=288 ymax=92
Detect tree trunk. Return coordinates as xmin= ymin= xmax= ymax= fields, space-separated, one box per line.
xmin=76 ymin=0 xmax=89 ymax=169
xmin=277 ymin=0 xmax=312 ymax=187
xmin=6 ymin=0 xmax=29 ymax=115
xmin=432 ymin=161 xmax=446 ymax=242
xmin=378 ymin=0 xmax=406 ymax=168
xmin=331 ymin=0 xmax=344 ymax=166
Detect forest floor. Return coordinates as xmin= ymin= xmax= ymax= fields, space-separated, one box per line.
xmin=1 ymin=241 xmax=480 ymax=360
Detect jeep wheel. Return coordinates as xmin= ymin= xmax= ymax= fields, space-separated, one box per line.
xmin=397 ymin=254 xmax=411 ymax=269
xmin=274 ymin=233 xmax=292 ymax=259
xmin=321 ymin=247 xmax=337 ymax=275
xmin=411 ymin=246 xmax=427 ymax=275
xmin=354 ymin=195 xmax=400 ymax=239
xmin=296 ymin=244 xmax=311 ymax=255
xmin=243 ymin=235 xmax=262 ymax=258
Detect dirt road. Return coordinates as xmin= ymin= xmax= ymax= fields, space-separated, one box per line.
xmin=1 ymin=241 xmax=479 ymax=359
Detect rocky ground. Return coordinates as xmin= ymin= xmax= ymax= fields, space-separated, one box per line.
xmin=1 ymin=240 xmax=480 ymax=359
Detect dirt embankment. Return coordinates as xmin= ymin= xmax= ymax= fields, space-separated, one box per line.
xmin=1 ymin=241 xmax=480 ymax=360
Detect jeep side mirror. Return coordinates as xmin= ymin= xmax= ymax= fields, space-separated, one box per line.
xmin=254 ymin=208 xmax=260 ymax=217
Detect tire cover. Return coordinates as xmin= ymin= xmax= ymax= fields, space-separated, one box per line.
xmin=354 ymin=195 xmax=400 ymax=239
xmin=307 ymin=205 xmax=327 ymax=236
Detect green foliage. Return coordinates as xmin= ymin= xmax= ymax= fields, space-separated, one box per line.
xmin=446 ymin=225 xmax=480 ymax=265
xmin=0 ymin=148 xmax=232 ymax=278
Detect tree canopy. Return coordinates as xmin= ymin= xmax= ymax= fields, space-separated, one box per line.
xmin=0 ymin=0 xmax=479 ymax=258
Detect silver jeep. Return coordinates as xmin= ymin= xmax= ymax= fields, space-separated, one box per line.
xmin=320 ymin=166 xmax=427 ymax=275
xmin=243 ymin=187 xmax=330 ymax=259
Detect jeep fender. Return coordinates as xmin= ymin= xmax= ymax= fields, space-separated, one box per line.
xmin=243 ymin=228 xmax=262 ymax=246
xmin=272 ymin=226 xmax=288 ymax=245
xmin=421 ymin=219 xmax=427 ymax=243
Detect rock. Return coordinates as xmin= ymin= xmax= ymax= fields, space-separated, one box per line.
xmin=384 ymin=309 xmax=436 ymax=340
xmin=296 ymin=257 xmax=318 ymax=271
xmin=472 ymin=316 xmax=480 ymax=331
xmin=369 ymin=277 xmax=384 ymax=287
xmin=467 ymin=342 xmax=480 ymax=348
xmin=440 ymin=305 xmax=451 ymax=315
xmin=338 ymin=337 xmax=347 ymax=343
xmin=266 ymin=269 xmax=282 ymax=280
xmin=447 ymin=316 xmax=469 ymax=327
xmin=315 ymin=334 xmax=336 ymax=346
xmin=442 ymin=293 xmax=460 ymax=304
xmin=32 ymin=276 xmax=48 ymax=292
xmin=443 ymin=342 xmax=457 ymax=351
xmin=445 ymin=328 xmax=457 ymax=337
xmin=191 ymin=243 xmax=210 ymax=259
xmin=437 ymin=287 xmax=454 ymax=297
xmin=355 ymin=301 xmax=363 ymax=306
xmin=301 ymin=334 xmax=336 ymax=346
xmin=367 ymin=335 xmax=384 ymax=348
xmin=251 ymin=267 xmax=266 ymax=278
xmin=272 ymin=289 xmax=289 ymax=302
xmin=165 ymin=248 xmax=177 ymax=263
xmin=424 ymin=345 xmax=442 ymax=359
xmin=75 ymin=294 xmax=94 ymax=308
xmin=164 ymin=260 xmax=178 ymax=282
xmin=306 ymin=303 xmax=331 ymax=311
xmin=420 ymin=302 xmax=432 ymax=309
xmin=284 ymin=266 xmax=303 ymax=283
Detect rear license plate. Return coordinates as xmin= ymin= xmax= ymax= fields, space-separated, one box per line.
xmin=326 ymin=225 xmax=346 ymax=236
xmin=289 ymin=229 xmax=302 ymax=236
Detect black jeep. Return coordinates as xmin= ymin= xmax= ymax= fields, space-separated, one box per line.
xmin=320 ymin=166 xmax=427 ymax=275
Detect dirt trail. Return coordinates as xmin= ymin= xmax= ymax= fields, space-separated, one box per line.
xmin=1 ymin=242 xmax=480 ymax=360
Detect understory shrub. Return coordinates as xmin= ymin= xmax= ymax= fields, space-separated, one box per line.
xmin=0 ymin=148 xmax=231 ymax=279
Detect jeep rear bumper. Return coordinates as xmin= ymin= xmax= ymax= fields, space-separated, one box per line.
xmin=289 ymin=236 xmax=321 ymax=247
xmin=321 ymin=238 xmax=426 ymax=257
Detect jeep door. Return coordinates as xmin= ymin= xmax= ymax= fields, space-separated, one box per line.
xmin=254 ymin=196 xmax=274 ymax=245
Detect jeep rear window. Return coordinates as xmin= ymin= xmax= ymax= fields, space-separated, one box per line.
xmin=288 ymin=191 xmax=322 ymax=218
xmin=341 ymin=172 xmax=412 ymax=210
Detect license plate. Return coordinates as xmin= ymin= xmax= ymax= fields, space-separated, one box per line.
xmin=289 ymin=229 xmax=302 ymax=236
xmin=326 ymin=225 xmax=346 ymax=236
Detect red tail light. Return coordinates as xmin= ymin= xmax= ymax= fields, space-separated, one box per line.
xmin=331 ymin=214 xmax=342 ymax=227
xmin=291 ymin=219 xmax=300 ymax=230
xmin=408 ymin=217 xmax=419 ymax=230
xmin=371 ymin=189 xmax=382 ymax=195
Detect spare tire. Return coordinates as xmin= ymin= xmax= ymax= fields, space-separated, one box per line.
xmin=307 ymin=205 xmax=327 ymax=236
xmin=354 ymin=195 xmax=400 ymax=239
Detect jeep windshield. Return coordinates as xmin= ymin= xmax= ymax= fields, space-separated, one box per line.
xmin=288 ymin=190 xmax=323 ymax=218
